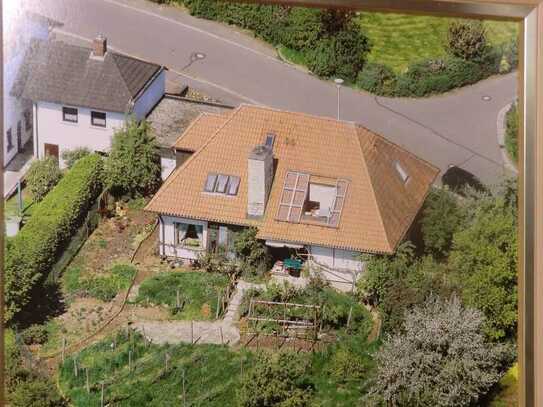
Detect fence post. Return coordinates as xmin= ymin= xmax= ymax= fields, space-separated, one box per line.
xmin=129 ymin=350 xmax=132 ymax=372
xmin=86 ymin=368 xmax=90 ymax=393
xmin=220 ymin=327 xmax=224 ymax=345
xmin=191 ymin=321 xmax=194 ymax=344
xmin=74 ymin=357 xmax=78 ymax=377
xmin=62 ymin=337 xmax=66 ymax=362
xmin=347 ymin=305 xmax=353 ymax=329
xmin=101 ymin=382 xmax=105 ymax=407
xmin=216 ymin=292 xmax=221 ymax=319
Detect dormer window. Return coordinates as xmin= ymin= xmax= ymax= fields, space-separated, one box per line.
xmin=394 ymin=160 xmax=409 ymax=183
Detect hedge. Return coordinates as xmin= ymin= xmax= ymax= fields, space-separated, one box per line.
xmin=4 ymin=154 xmax=103 ymax=323
xmin=504 ymin=102 xmax=518 ymax=164
xmin=357 ymin=47 xmax=505 ymax=97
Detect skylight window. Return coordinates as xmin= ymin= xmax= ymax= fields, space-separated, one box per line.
xmin=204 ymin=173 xmax=218 ymax=192
xmin=204 ymin=173 xmax=240 ymax=196
xmin=227 ymin=176 xmax=240 ymax=196
xmin=265 ymin=132 xmax=276 ymax=148
xmin=216 ymin=174 xmax=229 ymax=193
xmin=394 ymin=161 xmax=410 ymax=183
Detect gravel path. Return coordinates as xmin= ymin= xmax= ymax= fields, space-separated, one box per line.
xmin=132 ymin=280 xmax=264 ymax=346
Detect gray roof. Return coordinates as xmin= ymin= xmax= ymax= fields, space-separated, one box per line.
xmin=147 ymin=95 xmax=233 ymax=148
xmin=13 ymin=39 xmax=163 ymax=113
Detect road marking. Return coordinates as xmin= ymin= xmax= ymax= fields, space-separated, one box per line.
xmin=100 ymin=0 xmax=279 ymax=62
xmin=53 ymin=28 xmax=262 ymax=105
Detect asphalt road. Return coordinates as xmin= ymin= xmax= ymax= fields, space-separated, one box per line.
xmin=26 ymin=0 xmax=518 ymax=184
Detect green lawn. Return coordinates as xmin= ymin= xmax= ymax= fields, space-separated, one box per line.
xmin=357 ymin=12 xmax=518 ymax=72
xmin=487 ymin=363 xmax=518 ymax=407
xmin=4 ymin=186 xmax=35 ymax=220
xmin=136 ymin=271 xmax=230 ymax=320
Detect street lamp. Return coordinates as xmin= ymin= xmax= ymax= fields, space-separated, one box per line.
xmin=334 ymin=78 xmax=344 ymax=120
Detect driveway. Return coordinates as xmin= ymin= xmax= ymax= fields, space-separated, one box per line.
xmin=26 ymin=0 xmax=517 ymax=184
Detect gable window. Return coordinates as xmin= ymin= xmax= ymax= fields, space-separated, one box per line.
xmin=6 ymin=128 xmax=13 ymax=152
xmin=175 ymin=223 xmax=204 ymax=249
xmin=91 ymin=111 xmax=106 ymax=127
xmin=24 ymin=110 xmax=32 ymax=131
xmin=62 ymin=107 xmax=78 ymax=123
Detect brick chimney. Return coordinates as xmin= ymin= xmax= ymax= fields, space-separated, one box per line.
xmin=247 ymin=145 xmax=274 ymax=218
xmin=92 ymin=34 xmax=107 ymax=58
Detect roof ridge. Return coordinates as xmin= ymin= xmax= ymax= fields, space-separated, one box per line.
xmin=146 ymin=105 xmax=243 ymax=211
xmin=237 ymin=103 xmax=359 ymax=128
xmin=356 ymin=130 xmax=394 ymax=252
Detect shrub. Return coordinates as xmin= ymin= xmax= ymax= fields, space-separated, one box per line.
xmin=9 ymin=375 xmax=67 ymax=407
xmin=504 ymin=102 xmax=519 ymax=164
xmin=233 ymin=227 xmax=270 ymax=276
xmin=25 ymin=157 xmax=62 ymax=202
xmin=4 ymin=154 xmax=103 ymax=322
xmin=502 ymin=37 xmax=518 ymax=72
xmin=421 ymin=187 xmax=466 ymax=258
xmin=104 ymin=119 xmax=161 ymax=197
xmin=371 ymin=296 xmax=514 ymax=407
xmin=281 ymin=8 xmax=323 ymax=51
xmin=61 ymin=147 xmax=91 ymax=169
xmin=21 ymin=324 xmax=48 ymax=345
xmin=238 ymin=351 xmax=314 ymax=406
xmin=446 ymin=20 xmax=488 ymax=61
xmin=196 ymin=250 xmax=241 ymax=277
xmin=356 ymin=62 xmax=397 ymax=95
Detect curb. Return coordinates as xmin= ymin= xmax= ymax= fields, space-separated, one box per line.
xmin=497 ymin=101 xmax=518 ymax=175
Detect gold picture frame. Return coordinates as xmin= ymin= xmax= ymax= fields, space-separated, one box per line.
xmin=0 ymin=0 xmax=541 ymax=405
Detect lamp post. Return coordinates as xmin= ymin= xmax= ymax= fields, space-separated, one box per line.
xmin=334 ymin=78 xmax=344 ymax=120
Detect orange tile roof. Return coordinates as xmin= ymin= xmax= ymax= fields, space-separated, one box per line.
xmin=146 ymin=104 xmax=439 ymax=254
xmin=174 ymin=112 xmax=230 ymax=152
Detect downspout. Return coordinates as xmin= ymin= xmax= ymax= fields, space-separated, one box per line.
xmin=159 ymin=215 xmax=165 ymax=257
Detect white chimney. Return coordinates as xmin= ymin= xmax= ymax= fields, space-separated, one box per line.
xmin=247 ymin=145 xmax=274 ymax=218
xmin=92 ymin=34 xmax=107 ymax=58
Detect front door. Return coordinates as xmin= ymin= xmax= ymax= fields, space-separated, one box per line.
xmin=16 ymin=121 xmax=22 ymax=151
xmin=44 ymin=143 xmax=59 ymax=164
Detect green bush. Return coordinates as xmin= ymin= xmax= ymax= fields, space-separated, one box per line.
xmin=505 ymin=102 xmax=518 ymax=164
xmin=446 ymin=20 xmax=488 ymax=61
xmin=81 ymin=264 xmax=136 ymax=302
xmin=356 ymin=62 xmax=397 ymax=95
xmin=238 ymin=351 xmax=314 ymax=407
xmin=25 ymin=157 xmax=62 ymax=202
xmin=21 ymin=324 xmax=48 ymax=345
xmin=9 ymin=375 xmax=67 ymax=407
xmin=233 ymin=227 xmax=270 ymax=277
xmin=61 ymin=147 xmax=91 ymax=169
xmin=4 ymin=154 xmax=103 ymax=322
xmin=104 ymin=119 xmax=161 ymax=197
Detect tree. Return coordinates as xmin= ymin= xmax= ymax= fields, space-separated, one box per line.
xmin=357 ymin=242 xmax=453 ymax=334
xmin=61 ymin=147 xmax=91 ymax=169
xmin=238 ymin=351 xmax=314 ymax=406
xmin=421 ymin=187 xmax=466 ymax=259
xmin=449 ymin=189 xmax=517 ymax=340
xmin=26 ymin=157 xmax=62 ymax=202
xmin=446 ymin=20 xmax=488 ymax=61
xmin=372 ymin=296 xmax=514 ymax=407
xmin=233 ymin=227 xmax=270 ymax=275
xmin=104 ymin=119 xmax=161 ymax=197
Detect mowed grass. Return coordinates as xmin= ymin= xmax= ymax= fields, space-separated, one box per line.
xmin=136 ymin=271 xmax=229 ymax=320
xmin=59 ymin=331 xmax=251 ymax=406
xmin=357 ymin=12 xmax=519 ymax=72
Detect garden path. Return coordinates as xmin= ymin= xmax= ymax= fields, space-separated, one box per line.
xmin=132 ymin=280 xmax=264 ymax=346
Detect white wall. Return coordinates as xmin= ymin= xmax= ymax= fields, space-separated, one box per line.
xmin=35 ymin=101 xmax=125 ymax=168
xmin=307 ymin=246 xmax=364 ymax=292
xmin=133 ymin=69 xmax=166 ymax=120
xmin=3 ymin=10 xmax=50 ymax=166
xmin=159 ymin=215 xmax=208 ymax=260
xmin=161 ymin=156 xmax=176 ymax=180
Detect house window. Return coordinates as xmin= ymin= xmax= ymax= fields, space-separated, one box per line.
xmin=24 ymin=110 xmax=32 ymax=131
xmin=91 ymin=111 xmax=106 ymax=127
xmin=393 ymin=160 xmax=410 ymax=183
xmin=175 ymin=223 xmax=204 ymax=249
xmin=62 ymin=107 xmax=78 ymax=123
xmin=6 ymin=128 xmax=13 ymax=152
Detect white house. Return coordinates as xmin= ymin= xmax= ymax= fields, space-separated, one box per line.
xmin=145 ymin=105 xmax=439 ymax=291
xmin=12 ymin=35 xmax=166 ymax=168
xmin=3 ymin=6 xmax=52 ymax=167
